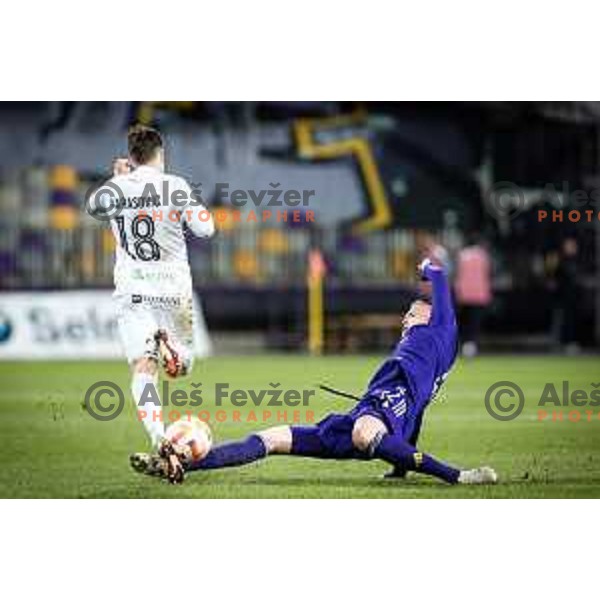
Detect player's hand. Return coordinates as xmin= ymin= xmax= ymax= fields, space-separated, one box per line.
xmin=417 ymin=257 xmax=444 ymax=280
xmin=112 ymin=157 xmax=131 ymax=177
xmin=417 ymin=258 xmax=433 ymax=279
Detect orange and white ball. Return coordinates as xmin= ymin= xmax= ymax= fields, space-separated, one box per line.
xmin=165 ymin=420 xmax=213 ymax=461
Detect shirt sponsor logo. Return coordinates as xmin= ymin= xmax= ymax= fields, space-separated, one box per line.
xmin=131 ymin=294 xmax=182 ymax=307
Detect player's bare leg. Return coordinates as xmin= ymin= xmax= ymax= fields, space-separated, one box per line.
xmin=130 ymin=325 xmax=195 ymax=482
xmin=256 ymin=426 xmax=293 ymax=453
xmin=131 ymin=350 xmax=165 ymax=449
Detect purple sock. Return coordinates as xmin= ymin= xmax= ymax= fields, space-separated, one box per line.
xmin=373 ymin=433 xmax=460 ymax=484
xmin=188 ymin=435 xmax=267 ymax=471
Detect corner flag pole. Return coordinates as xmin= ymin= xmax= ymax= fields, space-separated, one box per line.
xmin=307 ymin=249 xmax=326 ymax=355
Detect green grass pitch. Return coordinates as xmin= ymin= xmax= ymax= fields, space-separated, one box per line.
xmin=0 ymin=355 xmax=599 ymax=498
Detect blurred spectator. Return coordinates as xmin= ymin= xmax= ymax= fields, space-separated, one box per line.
xmin=454 ymin=233 xmax=492 ymax=357
xmin=553 ymin=237 xmax=580 ymax=353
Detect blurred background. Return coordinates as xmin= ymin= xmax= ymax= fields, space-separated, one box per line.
xmin=0 ymin=101 xmax=598 ymax=356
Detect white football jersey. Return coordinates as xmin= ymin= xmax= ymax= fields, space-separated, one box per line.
xmin=94 ymin=165 xmax=214 ymax=295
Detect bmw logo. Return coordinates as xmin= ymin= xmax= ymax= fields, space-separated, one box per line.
xmin=0 ymin=311 xmax=13 ymax=343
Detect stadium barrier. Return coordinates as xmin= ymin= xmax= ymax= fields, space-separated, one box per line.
xmin=0 ymin=290 xmax=212 ymax=360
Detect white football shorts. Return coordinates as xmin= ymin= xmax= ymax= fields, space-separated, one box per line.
xmin=114 ymin=292 xmax=195 ymax=370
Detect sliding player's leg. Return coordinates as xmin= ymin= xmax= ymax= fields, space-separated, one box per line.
xmin=129 ymin=404 xmax=359 ymax=481
xmin=352 ymin=415 xmax=497 ymax=484
xmin=187 ymin=426 xmax=286 ymax=470
xmin=131 ymin=425 xmax=290 ymax=482
xmin=384 ymin=411 xmax=423 ymax=479
xmin=131 ymin=426 xmax=286 ymax=481
xmin=186 ymin=413 xmax=362 ymax=472
xmin=185 ymin=409 xmax=474 ymax=484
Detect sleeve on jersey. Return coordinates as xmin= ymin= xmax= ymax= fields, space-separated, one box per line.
xmin=422 ymin=260 xmax=455 ymax=327
xmin=179 ymin=179 xmax=215 ymax=238
xmin=87 ymin=187 xmax=110 ymax=215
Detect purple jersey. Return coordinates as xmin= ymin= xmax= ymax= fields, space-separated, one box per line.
xmin=363 ymin=263 xmax=458 ymax=410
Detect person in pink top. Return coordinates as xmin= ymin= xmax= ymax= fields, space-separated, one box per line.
xmin=454 ymin=233 xmax=492 ymax=357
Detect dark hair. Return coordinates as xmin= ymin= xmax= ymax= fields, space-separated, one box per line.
xmin=128 ymin=125 xmax=163 ymax=165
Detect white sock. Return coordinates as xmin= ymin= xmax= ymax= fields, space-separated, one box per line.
xmin=131 ymin=372 xmax=164 ymax=448
xmin=180 ymin=348 xmax=194 ymax=376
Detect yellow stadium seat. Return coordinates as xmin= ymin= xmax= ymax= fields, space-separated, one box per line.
xmin=50 ymin=205 xmax=78 ymax=230
xmin=213 ymin=208 xmax=237 ymax=232
xmin=49 ymin=165 xmax=78 ymax=191
xmin=233 ymin=249 xmax=261 ymax=280
xmin=258 ymin=229 xmax=289 ymax=254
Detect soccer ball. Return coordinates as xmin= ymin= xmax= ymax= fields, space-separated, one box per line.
xmin=165 ymin=420 xmax=212 ymax=461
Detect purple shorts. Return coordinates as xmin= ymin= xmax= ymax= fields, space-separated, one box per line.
xmin=291 ymin=391 xmax=415 ymax=460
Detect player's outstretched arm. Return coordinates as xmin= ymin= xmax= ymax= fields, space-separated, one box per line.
xmin=419 ymin=258 xmax=455 ymax=327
